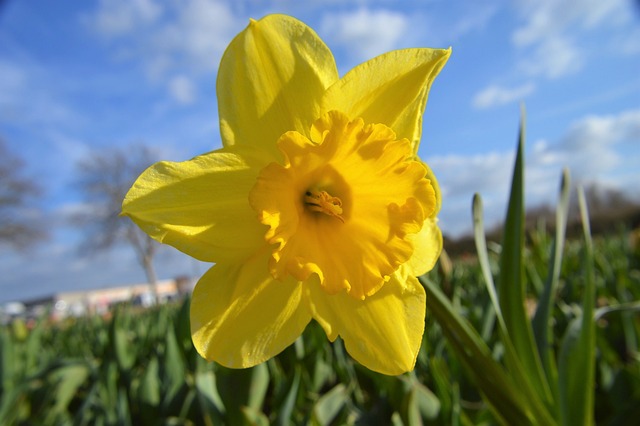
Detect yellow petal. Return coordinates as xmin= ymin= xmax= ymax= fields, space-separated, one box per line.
xmin=191 ymin=248 xmax=311 ymax=368
xmin=404 ymin=160 xmax=443 ymax=277
xmin=322 ymin=48 xmax=451 ymax=154
xmin=308 ymin=272 xmax=426 ymax=375
xmin=405 ymin=217 xmax=443 ymax=278
xmin=122 ymin=147 xmax=267 ymax=263
xmin=218 ymin=14 xmax=339 ymax=159
xmin=422 ymin=160 xmax=442 ymax=216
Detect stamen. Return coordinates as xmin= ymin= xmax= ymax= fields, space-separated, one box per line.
xmin=303 ymin=189 xmax=345 ymax=223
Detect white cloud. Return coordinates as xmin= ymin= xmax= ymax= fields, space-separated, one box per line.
xmin=0 ymin=60 xmax=79 ymax=127
xmin=473 ymin=82 xmax=535 ymax=109
xmin=513 ymin=0 xmax=630 ymax=47
xmin=429 ymin=151 xmax=515 ymax=236
xmin=553 ymin=109 xmax=640 ymax=177
xmin=616 ymin=27 xmax=640 ymax=55
xmin=168 ymin=75 xmax=197 ymax=105
xmin=0 ymin=60 xmax=27 ymax=121
xmin=156 ymin=0 xmax=239 ymax=71
xmin=86 ymin=0 xmax=241 ymax=77
xmin=92 ymin=0 xmax=163 ymax=37
xmin=0 ymin=60 xmax=26 ymax=94
xmin=430 ymin=109 xmax=640 ymax=237
xmin=521 ymin=36 xmax=583 ymax=79
xmin=512 ymin=0 xmax=633 ymax=79
xmin=320 ymin=8 xmax=408 ymax=61
xmin=448 ymin=3 xmax=498 ymax=40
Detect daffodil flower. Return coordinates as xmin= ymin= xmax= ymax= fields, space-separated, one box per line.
xmin=122 ymin=14 xmax=450 ymax=375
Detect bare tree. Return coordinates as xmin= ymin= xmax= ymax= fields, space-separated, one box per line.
xmin=0 ymin=139 xmax=46 ymax=249
xmin=74 ymin=144 xmax=161 ymax=300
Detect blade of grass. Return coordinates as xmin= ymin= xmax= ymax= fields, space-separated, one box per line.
xmin=531 ymin=168 xmax=571 ymax=410
xmin=473 ymin=193 xmax=504 ymax=330
xmin=473 ymin=192 xmax=556 ymax=423
xmin=311 ymin=384 xmax=350 ymax=426
xmin=421 ymin=276 xmax=554 ymax=425
xmin=595 ymin=301 xmax=640 ymax=321
xmin=275 ymin=367 xmax=300 ymax=426
xmin=473 ymin=193 xmax=505 ymax=339
xmin=558 ymin=186 xmax=596 ymax=426
xmin=497 ymin=107 xmax=552 ymax=406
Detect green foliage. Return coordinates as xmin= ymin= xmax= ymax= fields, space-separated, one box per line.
xmin=420 ymin=110 xmax=639 ymax=425
xmin=1 ymin=226 xmax=639 ymax=424
xmin=1 ymin=114 xmax=639 ymax=424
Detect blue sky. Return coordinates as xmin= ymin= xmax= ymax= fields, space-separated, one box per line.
xmin=1 ymin=0 xmax=639 ymax=303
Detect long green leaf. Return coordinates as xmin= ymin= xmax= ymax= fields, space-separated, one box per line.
xmin=410 ymin=376 xmax=441 ymax=421
xmin=558 ymin=186 xmax=596 ymax=426
xmin=473 ymin=193 xmax=504 ymax=331
xmin=421 ymin=276 xmax=552 ymax=425
xmin=241 ymin=406 xmax=270 ymax=426
xmin=49 ymin=363 xmax=90 ymax=416
xmin=0 ymin=328 xmax=14 ymax=397
xmin=595 ymin=301 xmax=640 ymax=321
xmin=275 ymin=366 xmax=300 ymax=426
xmin=109 ymin=310 xmax=135 ymax=372
xmin=195 ymin=370 xmax=225 ymax=425
xmin=497 ymin=109 xmax=552 ymax=406
xmin=532 ymin=168 xmax=571 ymax=410
xmin=138 ymin=356 xmax=161 ymax=423
xmin=311 ymin=384 xmax=350 ymax=426
xmin=162 ymin=326 xmax=186 ymax=405
xmin=473 ymin=192 xmax=555 ymax=422
xmin=216 ymin=363 xmax=269 ymax=425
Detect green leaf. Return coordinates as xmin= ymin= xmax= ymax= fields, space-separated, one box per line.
xmin=497 ymin=108 xmax=553 ymax=407
xmin=216 ymin=363 xmax=269 ymax=425
xmin=24 ymin=319 xmax=44 ymax=375
xmin=162 ymin=326 xmax=186 ymax=404
xmin=49 ymin=363 xmax=90 ymax=416
xmin=401 ymin=387 xmax=422 ymax=426
xmin=398 ymin=376 xmax=441 ymax=426
xmin=558 ymin=186 xmax=596 ymax=426
xmin=242 ymin=406 xmax=270 ymax=426
xmin=109 ymin=310 xmax=135 ymax=372
xmin=310 ymin=357 xmax=333 ymax=393
xmin=0 ymin=384 xmax=27 ymax=425
xmin=472 ymin=193 xmax=504 ymax=351
xmin=421 ymin=276 xmax=552 ymax=425
xmin=195 ymin=370 xmax=225 ymax=424
xmin=473 ymin=190 xmax=557 ymax=423
xmin=532 ymin=168 xmax=570 ymax=409
xmin=473 ymin=193 xmax=504 ymax=331
xmin=428 ymin=358 xmax=452 ymax=416
xmin=247 ymin=362 xmax=269 ymax=412
xmin=174 ymin=296 xmax=196 ymax=369
xmin=138 ymin=356 xmax=160 ymax=412
xmin=595 ymin=301 xmax=640 ymax=321
xmin=274 ymin=366 xmax=300 ymax=426
xmin=116 ymin=387 xmax=132 ymax=426
xmin=311 ymin=384 xmax=349 ymax=426
xmin=0 ymin=328 xmax=14 ymax=397
xmin=412 ymin=379 xmax=440 ymax=421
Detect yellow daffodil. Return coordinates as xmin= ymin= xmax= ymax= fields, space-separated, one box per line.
xmin=122 ymin=14 xmax=450 ymax=375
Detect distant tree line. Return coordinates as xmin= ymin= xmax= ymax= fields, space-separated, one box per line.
xmin=444 ymin=185 xmax=640 ymax=257
xmin=1 ymin=138 xmax=162 ymax=298
xmin=0 ymin=138 xmax=46 ymax=250
xmin=73 ymin=144 xmax=162 ymax=297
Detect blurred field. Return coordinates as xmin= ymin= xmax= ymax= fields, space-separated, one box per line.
xmin=1 ymin=225 xmax=638 ymax=425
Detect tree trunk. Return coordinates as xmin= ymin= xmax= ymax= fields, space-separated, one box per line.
xmin=142 ymin=254 xmax=159 ymax=304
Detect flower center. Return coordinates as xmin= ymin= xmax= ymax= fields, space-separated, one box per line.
xmin=303 ymin=189 xmax=344 ymax=223
xmin=248 ymin=110 xmax=436 ymax=299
